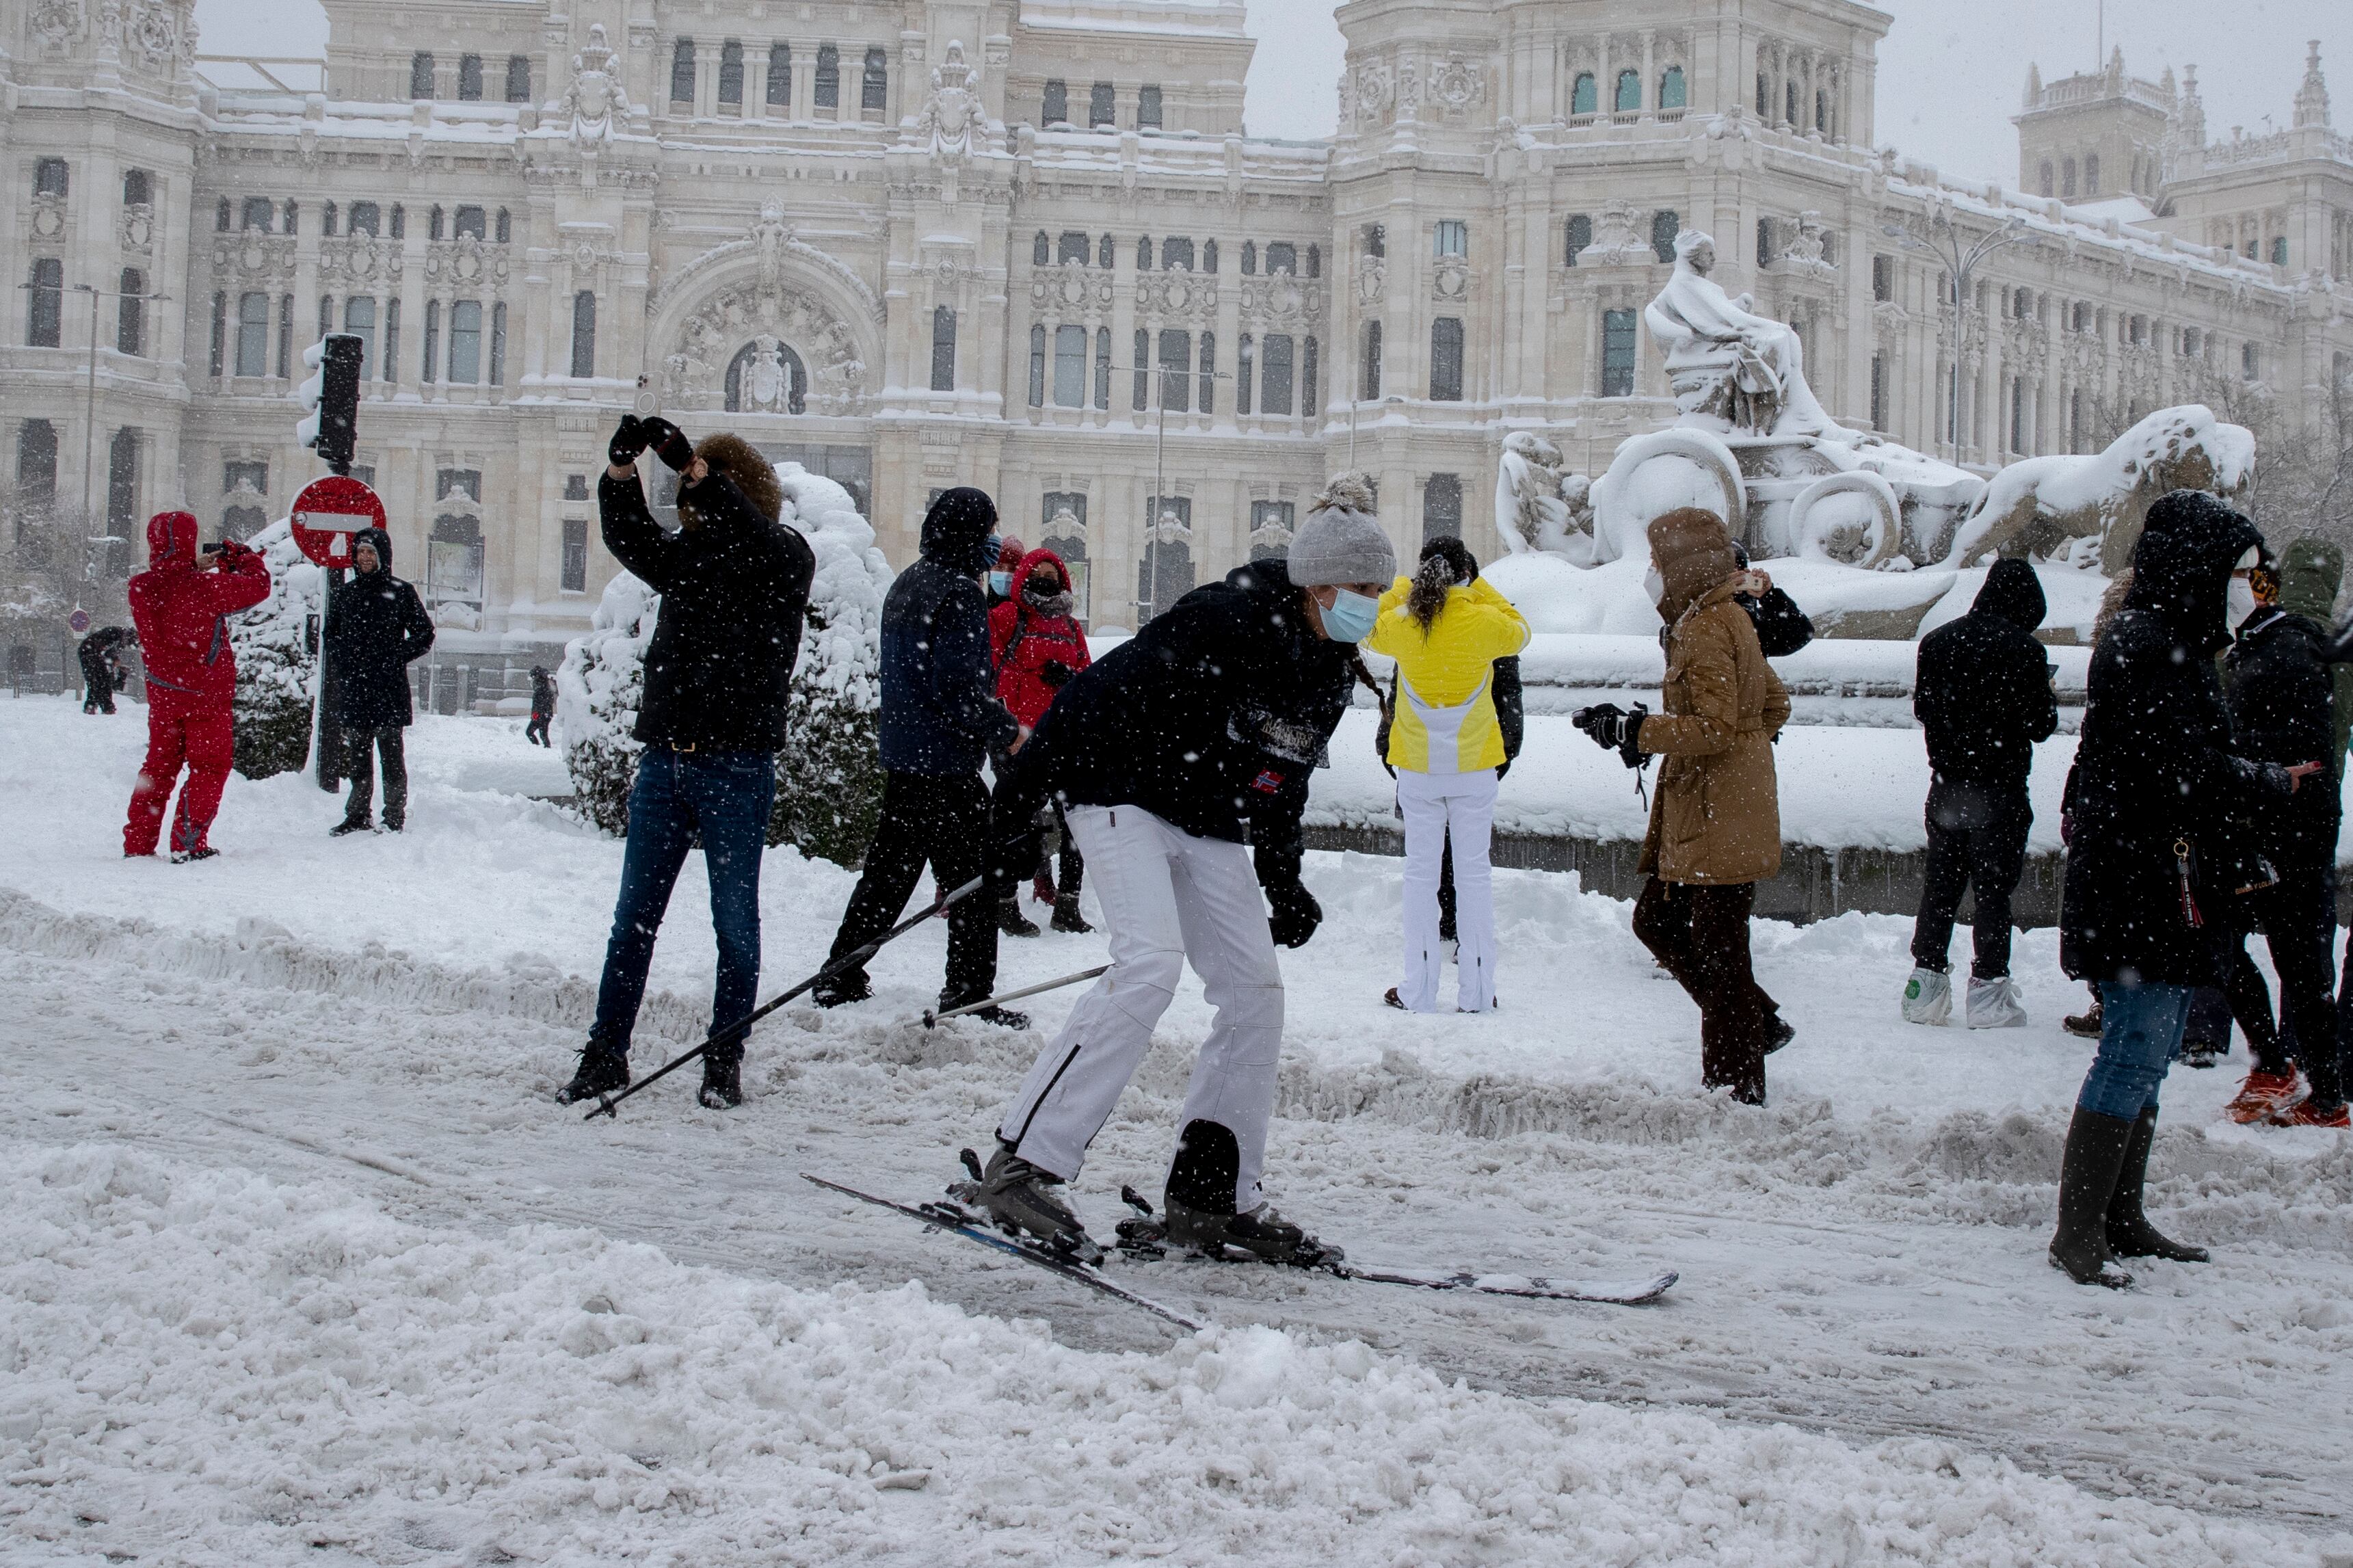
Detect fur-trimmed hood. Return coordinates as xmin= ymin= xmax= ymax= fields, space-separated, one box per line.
xmin=679 ymin=432 xmax=782 ymax=528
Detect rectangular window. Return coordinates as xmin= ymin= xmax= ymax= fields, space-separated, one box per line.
xmin=1058 ymin=230 xmax=1090 ymax=265
xmin=1052 ymin=323 xmax=1087 ymax=408
xmin=1361 ymin=320 xmax=1382 ymax=399
xmin=1133 ymin=328 xmax=1149 ymax=411
xmin=1870 ymin=354 xmax=1887 ymax=431
xmin=1199 ymin=332 xmax=1216 ymax=415
xmin=815 ymin=45 xmax=839 ymax=108
xmin=457 ymin=53 xmax=483 ymax=101
xmin=448 ymin=300 xmax=483 ymax=384
xmin=208 ymin=291 xmax=226 ymax=377
xmin=719 ymin=40 xmax=744 ymax=105
xmin=235 ymin=292 xmax=271 ymax=377
xmin=1872 ymin=254 xmax=1893 ymax=303
xmin=1434 ymin=220 xmax=1467 ymax=258
xmin=931 ymin=306 xmax=957 ymax=392
xmin=1237 ymin=335 xmax=1254 ymax=416
xmin=1299 ymin=336 xmax=1318 ymax=416
xmin=1162 ymin=237 xmax=1195 ymax=271
xmin=1094 ymin=328 xmax=1111 ymax=410
xmin=862 ymin=47 xmax=888 ymax=111
xmin=1261 ymin=333 xmax=1294 ymax=415
xmin=118 ymin=268 xmax=146 ymax=356
xmin=1601 ymin=308 xmax=1637 ymax=397
xmin=1565 ymin=215 xmax=1591 ymax=267
xmin=1089 ymin=81 xmax=1115 ymax=127
xmin=348 ymin=201 xmax=380 ymax=237
xmin=410 ymin=52 xmax=434 ymax=99
xmin=490 ymin=301 xmax=507 ymax=384
xmin=107 ymin=428 xmax=139 ymax=542
xmin=505 ymin=55 xmax=531 ymax=102
xmin=454 ymin=205 xmax=486 ymax=241
xmin=570 ymin=291 xmax=596 ymax=377
xmin=1042 ymin=79 xmax=1067 ymax=124
xmin=672 ymin=38 xmax=697 ymax=105
xmin=2010 ymin=377 xmax=2026 ymax=452
xmin=1250 ymin=501 xmax=1294 ymax=559
xmin=276 ymin=293 xmax=293 ymax=379
xmin=27 ymin=258 xmax=64 ymax=348
xmin=34 ymin=157 xmax=68 ymax=198
xmin=382 ymin=297 xmax=400 ymax=382
xmin=1429 ymin=317 xmax=1464 ymax=401
xmin=18 ymin=419 xmax=58 ymax=499
xmin=1028 ymin=323 xmax=1046 ymax=407
xmin=1138 ymin=84 xmax=1163 ymax=129
xmin=562 ymin=518 xmax=588 ymax=592
xmin=767 ymin=44 xmax=790 ymax=106
xmin=1422 ymin=473 xmax=1463 ymax=543
xmin=1158 ymin=329 xmax=1191 ymax=414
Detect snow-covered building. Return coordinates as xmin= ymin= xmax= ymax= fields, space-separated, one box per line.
xmin=3 ymin=0 xmax=2350 ymax=687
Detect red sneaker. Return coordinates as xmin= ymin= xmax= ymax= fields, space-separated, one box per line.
xmin=2224 ymin=1070 xmax=2301 ymax=1125
xmin=2274 ymin=1098 xmax=2351 ymax=1130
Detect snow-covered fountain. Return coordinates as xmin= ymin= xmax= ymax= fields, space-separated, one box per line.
xmin=1485 ymin=229 xmax=2254 ymax=645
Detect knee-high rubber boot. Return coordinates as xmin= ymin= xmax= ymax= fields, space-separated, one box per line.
xmin=2049 ymin=1106 xmax=2138 ymax=1288
xmin=2105 ymin=1106 xmax=2209 ymax=1262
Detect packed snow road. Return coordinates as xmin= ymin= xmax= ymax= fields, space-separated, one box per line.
xmin=3 ymin=700 xmax=2349 ymax=1563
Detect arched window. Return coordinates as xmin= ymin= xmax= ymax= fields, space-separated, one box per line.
xmin=1615 ymin=69 xmax=1640 ymax=113
xmin=118 ymin=267 xmax=146 ymax=356
xmin=1261 ymin=333 xmax=1294 ymax=416
xmin=1042 ymin=79 xmax=1067 ymax=124
xmin=1162 ymin=237 xmax=1195 ymax=271
xmin=494 ymin=208 xmax=511 ymax=243
xmin=671 ymin=38 xmax=696 ymax=105
xmin=1202 ymin=239 xmax=1219 ymax=274
xmin=1565 ymin=213 xmax=1591 ymax=266
xmin=768 ymin=44 xmax=791 ymax=107
xmin=213 ymin=195 xmax=230 ymax=230
xmin=454 ymin=205 xmax=486 ymax=240
xmin=1053 ymin=324 xmax=1087 ymax=407
xmin=1428 ymin=317 xmax=1463 ymax=401
xmin=862 ymin=47 xmax=888 ymax=111
xmin=724 ymin=337 xmax=808 ymax=412
xmin=2084 ymin=154 xmax=2099 ymax=194
xmin=1032 ymin=230 xmax=1050 ymax=267
xmin=719 ymin=40 xmax=744 ymax=106
xmin=427 ymin=204 xmax=444 ymax=241
xmin=1651 ymin=209 xmax=1680 ymax=264
xmin=322 ymin=202 xmax=338 ymax=236
xmin=1306 ymin=245 xmax=1320 ymax=278
xmin=931 ymin=306 xmax=957 ymax=392
xmin=1137 ymin=236 xmax=1154 ymax=269
xmin=570 ymin=290 xmax=596 ymax=377
xmin=348 ymin=201 xmax=380 ymax=237
xmin=2271 ymin=236 xmax=2289 ymax=266
xmin=122 ymin=169 xmax=151 ymax=207
xmin=1028 ymin=324 xmax=1046 ymax=408
xmin=1571 ymin=73 xmax=1597 ymax=116
xmin=1242 ymin=241 xmax=1258 ymax=275
xmin=814 ymin=44 xmax=839 ymax=108
xmin=1659 ymin=66 xmax=1686 ymax=110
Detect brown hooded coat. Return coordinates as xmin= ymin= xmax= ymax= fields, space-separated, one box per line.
xmin=1637 ymin=509 xmax=1791 ymax=885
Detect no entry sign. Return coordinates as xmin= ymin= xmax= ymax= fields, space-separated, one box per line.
xmin=67 ymin=608 xmax=90 ymax=635
xmin=290 ymin=475 xmax=386 ymax=568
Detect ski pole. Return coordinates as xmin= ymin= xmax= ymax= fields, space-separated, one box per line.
xmin=921 ymin=964 xmax=1110 ymax=1028
xmin=583 ymin=876 xmax=987 ymax=1121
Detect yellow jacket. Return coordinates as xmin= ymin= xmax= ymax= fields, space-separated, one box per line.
xmin=1365 ymin=576 xmax=1531 ymax=773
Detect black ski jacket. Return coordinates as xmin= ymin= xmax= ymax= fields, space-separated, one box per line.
xmin=1914 ymin=559 xmax=2058 ymax=793
xmin=600 ymin=467 xmax=814 ymax=753
xmin=2060 ymin=492 xmax=2290 ymax=985
xmin=324 ymin=527 xmax=436 ymax=730
xmin=994 ymin=556 xmax=1355 ymax=891
xmin=1739 ymin=586 xmax=1814 ymax=657
xmin=2224 ymin=606 xmax=2341 ymax=870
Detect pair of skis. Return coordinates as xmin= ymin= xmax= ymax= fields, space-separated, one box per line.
xmin=801 ymin=1169 xmax=1676 ymax=1333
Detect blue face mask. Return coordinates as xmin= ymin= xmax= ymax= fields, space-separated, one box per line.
xmin=987 ymin=570 xmax=1013 ymax=596
xmin=1318 ymin=587 xmax=1379 ymax=643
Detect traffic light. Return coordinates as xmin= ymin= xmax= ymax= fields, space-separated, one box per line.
xmin=293 ymin=332 xmax=363 ymax=475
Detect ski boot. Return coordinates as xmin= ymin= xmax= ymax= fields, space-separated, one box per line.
xmin=1154 ymin=1118 xmax=1335 ymax=1266
xmin=1900 ymin=966 xmax=1952 ymax=1026
xmin=956 ymin=1143 xmax=1093 ymax=1255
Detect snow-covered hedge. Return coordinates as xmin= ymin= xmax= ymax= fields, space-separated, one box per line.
xmin=559 ymin=464 xmax=894 ymax=864
xmin=228 ymin=517 xmax=319 ymax=781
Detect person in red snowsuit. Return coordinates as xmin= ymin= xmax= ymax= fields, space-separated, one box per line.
xmin=988 ymin=546 xmax=1093 ymax=932
xmin=122 ymin=511 xmax=271 ymax=860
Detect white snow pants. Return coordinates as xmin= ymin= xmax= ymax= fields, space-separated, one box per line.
xmin=1397 ymin=767 xmax=1499 ymax=1013
xmin=996 ymin=803 xmax=1286 ymax=1210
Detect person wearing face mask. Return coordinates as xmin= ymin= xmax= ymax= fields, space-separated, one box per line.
xmin=989 ymin=547 xmax=1095 ymax=934
xmin=984 ymin=534 xmax=1026 ymax=611
xmin=2051 ymin=492 xmax=2314 ymax=1286
xmin=968 ymin=473 xmax=1395 ymax=1260
xmin=1576 ymin=507 xmax=1792 ymax=1105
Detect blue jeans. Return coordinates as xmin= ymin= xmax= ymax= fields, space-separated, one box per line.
xmin=592 ymin=748 xmax=775 ymax=1050
xmin=2078 ymin=981 xmax=2191 ymax=1120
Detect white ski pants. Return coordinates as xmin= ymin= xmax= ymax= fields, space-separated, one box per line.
xmin=1397 ymin=767 xmax=1499 ymax=1013
xmin=996 ymin=803 xmax=1286 ymax=1210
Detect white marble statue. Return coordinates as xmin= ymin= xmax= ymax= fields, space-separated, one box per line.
xmin=1495 ymin=431 xmax=1594 ymax=561
xmin=1644 ymin=231 xmax=1835 ymax=437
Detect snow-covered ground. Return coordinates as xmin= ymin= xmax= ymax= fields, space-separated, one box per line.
xmin=3 ymin=694 xmax=2351 ymax=1563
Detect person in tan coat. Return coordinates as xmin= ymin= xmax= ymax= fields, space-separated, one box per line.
xmin=1577 ymin=507 xmax=1792 ymax=1102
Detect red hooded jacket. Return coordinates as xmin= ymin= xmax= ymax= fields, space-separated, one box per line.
xmin=127 ymin=511 xmax=272 ymax=713
xmin=987 ymin=546 xmax=1091 ymax=729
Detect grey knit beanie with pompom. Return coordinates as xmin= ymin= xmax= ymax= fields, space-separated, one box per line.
xmin=1288 ymin=472 xmax=1398 ymax=587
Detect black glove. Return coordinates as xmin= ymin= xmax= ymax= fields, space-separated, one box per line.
xmin=608 ymin=413 xmax=650 ymax=467
xmin=1039 ymin=659 xmax=1073 ymax=689
xmin=1265 ymin=881 xmax=1322 ymax=949
xmin=639 ymin=416 xmax=696 ymax=472
xmin=1571 ymin=702 xmax=1649 ymax=769
xmin=983 ymin=829 xmax=1042 ymax=896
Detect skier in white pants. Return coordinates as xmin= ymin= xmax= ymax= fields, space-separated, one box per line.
xmin=975 ymin=475 xmax=1396 ymax=1259
xmin=1364 ymin=538 xmax=1530 ymax=1013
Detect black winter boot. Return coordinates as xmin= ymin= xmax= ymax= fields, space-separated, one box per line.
xmin=1050 ymin=894 xmax=1093 ymax=933
xmin=2105 ymin=1106 xmax=2209 ymax=1262
xmin=698 ymin=1047 xmax=743 ymax=1111
xmin=998 ymin=895 xmax=1041 ymax=938
xmin=556 ymin=1035 xmax=630 ymax=1106
xmin=2049 ymin=1106 xmax=2138 ymax=1288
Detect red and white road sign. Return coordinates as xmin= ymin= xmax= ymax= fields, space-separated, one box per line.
xmin=67 ymin=608 xmax=91 ymax=635
xmin=289 ymin=475 xmax=386 ymax=568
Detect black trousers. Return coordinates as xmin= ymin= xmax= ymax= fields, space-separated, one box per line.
xmin=525 ymin=711 xmax=552 ymax=746
xmin=342 ymin=726 xmax=408 ymax=827
xmin=1632 ymin=878 xmax=1776 ymax=1105
xmin=2223 ymin=865 xmax=2341 ymax=1101
xmin=1910 ymin=780 xmax=2032 ymax=980
xmin=825 ymin=770 xmax=998 ymax=1006
xmin=81 ymin=658 xmax=115 ymax=713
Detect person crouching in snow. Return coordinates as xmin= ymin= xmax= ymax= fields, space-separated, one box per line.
xmin=555 ymin=416 xmax=816 ymax=1111
xmin=1364 ymin=536 xmax=1529 ymax=1013
xmin=325 ymin=527 xmax=435 ymax=836
xmin=1576 ymin=508 xmax=1792 ymax=1105
xmin=970 ymin=473 xmax=1396 ymax=1258
xmin=989 ymin=546 xmax=1093 ymax=935
xmin=122 ymin=513 xmax=271 ymax=862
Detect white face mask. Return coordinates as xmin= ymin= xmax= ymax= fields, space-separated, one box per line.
xmin=2227 ymin=576 xmax=2259 ymax=627
xmin=1643 ymin=566 xmax=1665 ymax=607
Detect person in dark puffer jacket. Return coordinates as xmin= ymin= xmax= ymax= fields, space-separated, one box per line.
xmin=324 ymin=526 xmax=434 ymax=836
xmin=557 ymin=416 xmax=816 ymax=1112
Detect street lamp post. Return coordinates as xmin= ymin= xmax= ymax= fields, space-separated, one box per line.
xmin=1881 ymin=205 xmax=2028 ymax=466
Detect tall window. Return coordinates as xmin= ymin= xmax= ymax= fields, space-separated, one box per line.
xmin=2242 ymin=342 xmax=2259 ymax=381
xmin=1422 ymin=474 xmax=1463 ymax=543
xmin=383 ymin=297 xmax=400 ymax=382
xmin=1571 ymin=73 xmax=1597 ymax=116
xmin=122 ymin=169 xmax=150 ymax=206
xmin=428 ymin=205 xmax=446 ymax=241
xmin=448 ymin=300 xmax=483 ymax=383
xmin=1306 ymin=245 xmax=1320 ymax=278
xmin=235 ymin=292 xmax=271 ymax=377
xmin=1162 ymin=237 xmax=1195 ymax=271
xmin=1262 ymin=333 xmax=1294 ymax=415
xmin=421 ymin=299 xmax=440 ymax=383
xmin=768 ymin=44 xmax=791 ymax=107
xmin=1158 ymin=330 xmax=1191 ymax=413
xmin=2038 ymin=161 xmax=2055 ymax=198
xmin=1138 ymin=84 xmax=1163 ymax=129
xmin=1089 ymin=81 xmax=1115 ymax=127
xmin=490 ymin=301 xmax=507 ymax=384
xmin=1785 ymin=80 xmax=1798 ymax=125
xmin=1132 ymin=328 xmax=1149 ymax=410
xmin=217 ymin=196 xmax=232 ymax=231
xmin=862 ymin=48 xmax=888 ymax=111
xmin=1601 ymin=308 xmax=1637 ymax=396
xmin=454 ymin=205 xmax=486 ymax=240
xmin=931 ymin=306 xmax=957 ymax=391
xmin=1360 ymin=320 xmax=1382 ymax=399
xmin=1660 ymin=65 xmax=1686 ymax=110
xmin=1237 ymin=334 xmax=1255 ymax=415
xmin=1138 ymin=497 xmax=1193 ymax=615
xmin=1429 ymin=318 xmax=1464 ymax=401
xmin=457 ymin=53 xmax=483 ymax=101
xmin=1042 ymin=79 xmax=1067 ymax=124
xmin=570 ymin=291 xmax=596 ymax=377
xmin=1198 ymin=332 xmax=1216 ymax=414
xmin=106 ymin=429 xmax=139 ymax=554
xmin=562 ymin=518 xmax=588 ymax=592
xmin=1266 ymin=241 xmax=1297 ymax=275
xmin=2084 ymin=154 xmax=2100 ymax=194
xmin=1434 ymin=220 xmax=1467 ymax=258
xmin=117 ymin=268 xmax=145 ymax=356
xmin=1058 ymin=230 xmax=1090 ymax=265
xmin=2271 ymin=237 xmax=2289 ymax=267
xmin=276 ymin=293 xmax=293 ymax=379
xmin=1757 ymin=216 xmax=1775 ymax=267
xmin=719 ymin=40 xmax=745 ymax=106
xmin=1042 ymin=495 xmax=1090 ymax=619
xmin=1203 ymin=240 xmax=1219 ymax=274
xmin=1241 ymin=241 xmax=1258 ymax=275
xmin=505 ymin=55 xmax=531 ymax=102
xmin=241 ymin=196 xmax=274 ymax=232
xmin=1033 ymin=230 xmax=1050 ymax=267
xmin=1756 ymin=72 xmax=1769 ymax=116
xmin=208 ymin=293 xmax=225 ymax=377
xmin=1094 ymin=327 xmax=1111 ymax=410
xmin=1364 ymin=222 xmax=1385 ymax=258
xmin=1052 ymin=325 xmax=1087 ymax=407
xmin=1651 ymin=210 xmax=1680 ymax=263
xmin=1098 ymin=233 xmax=1115 ymax=269
xmin=2009 ymin=378 xmax=2027 ymax=453
xmin=1027 ymin=323 xmax=1046 ymax=407
xmin=409 ymin=52 xmax=434 ymax=99
xmin=671 ymin=38 xmax=696 ymax=105
xmin=1565 ymin=214 xmax=1591 ymax=266
xmin=494 ymin=208 xmax=511 ymax=242
xmin=348 ymin=201 xmax=380 ymax=237
xmin=1870 ymin=354 xmax=1887 ymax=431
xmin=1816 ymin=89 xmax=1829 ymax=134
xmin=1136 ymin=235 xmax=1154 ymax=269
xmin=1872 ymin=253 xmax=1893 ymax=302
xmin=1615 ymin=68 xmax=1640 ymax=113
xmin=428 ymin=514 xmax=485 ymax=611
xmin=815 ymin=45 xmax=839 ymax=107
xmin=1307 ymin=332 xmax=1330 ymax=414
xmin=17 ymin=419 xmax=58 ymax=502
xmin=27 ymin=258 xmax=63 ymax=347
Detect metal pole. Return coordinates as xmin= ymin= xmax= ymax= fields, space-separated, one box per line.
xmin=82 ymin=285 xmax=99 ymax=566
xmin=1148 ymin=364 xmax=1167 ymax=626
